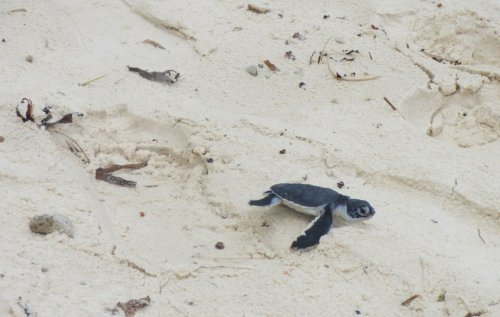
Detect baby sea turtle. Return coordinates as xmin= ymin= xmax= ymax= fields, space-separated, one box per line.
xmin=249 ymin=183 xmax=375 ymax=249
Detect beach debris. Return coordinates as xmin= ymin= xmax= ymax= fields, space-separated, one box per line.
xmin=142 ymin=39 xmax=165 ymax=49
xmin=477 ymin=229 xmax=486 ymax=244
xmin=17 ymin=297 xmax=34 ymax=317
xmin=293 ymin=32 xmax=305 ymax=41
xmin=206 ymin=158 xmax=214 ymax=163
xmin=383 ymin=97 xmax=397 ymax=111
xmin=29 ymin=214 xmax=74 ymax=238
xmin=139 ymin=211 xmax=145 ymax=217
xmin=121 ymin=0 xmax=195 ymax=42
xmin=247 ymin=4 xmax=269 ymax=14
xmin=337 ymin=181 xmax=345 ymax=189
xmin=437 ymin=292 xmax=446 ymax=302
xmin=437 ymin=3 xmax=443 ymax=8
xmin=355 ymin=311 xmax=361 ymax=315
xmin=215 ymin=242 xmax=225 ymax=249
xmin=309 ymin=51 xmax=316 ymax=64
xmin=299 ymin=82 xmax=306 ymax=88
xmin=9 ymin=8 xmax=27 ymax=13
xmin=51 ymin=130 xmax=90 ymax=164
xmin=323 ymin=15 xmax=330 ymax=20
xmin=16 ymin=98 xmax=35 ymax=122
xmin=116 ymin=296 xmax=151 ymax=317
xmin=78 ymin=74 xmax=108 ymax=86
xmin=279 ymin=149 xmax=286 ymax=154
xmin=2 ymin=38 xmax=5 ymax=43
xmin=263 ymin=60 xmax=279 ymax=72
xmin=127 ymin=66 xmax=180 ymax=84
xmin=246 ymin=65 xmax=258 ymax=76
xmin=334 ymin=36 xmax=345 ymax=44
xmin=95 ymin=161 xmax=148 ymax=187
xmin=401 ymin=294 xmax=421 ymax=306
xmin=0 ymin=136 xmax=4 ymax=142
xmin=261 ymin=221 xmax=270 ymax=227
xmin=25 ymin=55 xmax=33 ymax=63
xmin=284 ymin=50 xmax=296 ymax=60
xmin=40 ymin=111 xmax=84 ymax=128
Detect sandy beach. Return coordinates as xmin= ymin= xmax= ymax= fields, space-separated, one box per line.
xmin=1 ymin=0 xmax=499 ymax=316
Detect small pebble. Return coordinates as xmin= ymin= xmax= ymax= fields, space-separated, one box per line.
xmin=25 ymin=55 xmax=33 ymax=63
xmin=323 ymin=15 xmax=330 ymax=19
xmin=0 ymin=136 xmax=4 ymax=142
xmin=292 ymin=32 xmax=304 ymax=40
xmin=215 ymin=242 xmax=225 ymax=249
xmin=257 ymin=64 xmax=264 ymax=68
xmin=41 ymin=268 xmax=48 ymax=273
xmin=139 ymin=211 xmax=145 ymax=217
xmin=1 ymin=39 xmax=5 ymax=43
xmin=337 ymin=181 xmax=345 ymax=188
xmin=355 ymin=310 xmax=361 ymax=315
xmin=334 ymin=36 xmax=345 ymax=44
xmin=299 ymin=82 xmax=306 ymax=88
xmin=279 ymin=149 xmax=286 ymax=154
xmin=246 ymin=65 xmax=258 ymax=76
xmin=29 ymin=214 xmax=74 ymax=237
xmin=206 ymin=158 xmax=214 ymax=163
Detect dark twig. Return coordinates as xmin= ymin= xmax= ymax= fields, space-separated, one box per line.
xmin=477 ymin=229 xmax=486 ymax=244
xmin=383 ymin=97 xmax=397 ymax=111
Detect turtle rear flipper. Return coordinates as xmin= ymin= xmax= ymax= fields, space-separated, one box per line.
xmin=249 ymin=192 xmax=282 ymax=207
xmin=291 ymin=205 xmax=333 ymax=249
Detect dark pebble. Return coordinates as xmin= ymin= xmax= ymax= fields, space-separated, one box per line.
xmin=215 ymin=242 xmax=225 ymax=249
xmin=279 ymin=149 xmax=286 ymax=154
xmin=299 ymin=82 xmax=306 ymax=88
xmin=337 ymin=181 xmax=345 ymax=188
xmin=206 ymin=158 xmax=214 ymax=163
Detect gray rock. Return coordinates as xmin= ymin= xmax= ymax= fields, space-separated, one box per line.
xmin=246 ymin=65 xmax=258 ymax=76
xmin=29 ymin=214 xmax=74 ymax=238
xmin=334 ymin=36 xmax=345 ymax=44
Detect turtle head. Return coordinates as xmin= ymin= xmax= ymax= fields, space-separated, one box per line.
xmin=343 ymin=199 xmax=375 ymax=222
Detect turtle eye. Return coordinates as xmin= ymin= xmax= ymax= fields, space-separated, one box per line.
xmin=358 ymin=206 xmax=370 ymax=216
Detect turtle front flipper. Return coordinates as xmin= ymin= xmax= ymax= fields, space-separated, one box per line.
xmin=249 ymin=192 xmax=282 ymax=207
xmin=291 ymin=205 xmax=333 ymax=249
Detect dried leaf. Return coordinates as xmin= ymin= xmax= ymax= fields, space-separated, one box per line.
xmin=263 ymin=60 xmax=279 ymax=72
xmin=143 ymin=39 xmax=165 ymax=49
xmin=116 ymin=296 xmax=151 ymax=317
xmin=16 ymin=98 xmax=35 ymax=122
xmin=95 ymin=161 xmax=148 ymax=187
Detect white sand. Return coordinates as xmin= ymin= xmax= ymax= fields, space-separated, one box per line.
xmin=1 ymin=0 xmax=499 ymax=316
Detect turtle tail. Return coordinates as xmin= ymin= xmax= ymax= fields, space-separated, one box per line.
xmin=249 ymin=192 xmax=281 ymax=207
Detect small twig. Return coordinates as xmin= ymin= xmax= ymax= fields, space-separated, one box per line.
xmin=401 ymin=294 xmax=421 ymax=306
xmin=114 ymin=77 xmax=126 ymax=85
xmin=159 ymin=276 xmax=172 ymax=294
xmin=78 ymin=74 xmax=108 ymax=86
xmin=477 ymin=229 xmax=486 ymax=244
xmin=309 ymin=51 xmax=316 ymax=65
xmin=143 ymin=39 xmax=165 ymax=49
xmin=318 ymin=37 xmax=332 ymax=64
xmin=383 ymin=97 xmax=397 ymax=111
xmin=369 ymin=51 xmax=373 ymax=60
xmin=192 ymin=265 xmax=254 ymax=274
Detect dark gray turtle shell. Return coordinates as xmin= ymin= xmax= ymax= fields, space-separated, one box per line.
xmin=270 ymin=183 xmax=347 ymax=207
